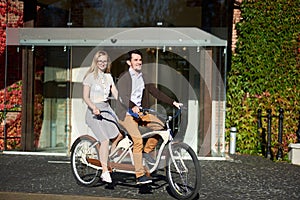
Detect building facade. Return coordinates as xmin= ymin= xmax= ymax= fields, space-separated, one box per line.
xmin=2 ymin=0 xmax=234 ymax=157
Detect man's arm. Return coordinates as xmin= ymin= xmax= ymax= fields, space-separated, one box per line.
xmin=145 ymin=83 xmax=175 ymax=106
xmin=143 ymin=74 xmax=183 ymax=109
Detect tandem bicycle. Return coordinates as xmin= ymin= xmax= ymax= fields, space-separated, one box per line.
xmin=70 ymin=107 xmax=201 ymax=200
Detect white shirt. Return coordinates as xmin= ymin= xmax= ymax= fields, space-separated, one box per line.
xmin=83 ymin=72 xmax=114 ymax=103
xmin=129 ymin=68 xmax=144 ymax=107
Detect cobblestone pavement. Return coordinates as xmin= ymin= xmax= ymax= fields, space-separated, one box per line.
xmin=0 ymin=153 xmax=300 ymax=200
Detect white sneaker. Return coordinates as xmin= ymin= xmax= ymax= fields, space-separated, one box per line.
xmin=101 ymin=171 xmax=112 ymax=183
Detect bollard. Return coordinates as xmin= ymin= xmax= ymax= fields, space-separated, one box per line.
xmin=230 ymin=127 xmax=237 ymax=154
xmin=276 ymin=108 xmax=284 ymax=160
xmin=257 ymin=109 xmax=266 ymax=156
xmin=266 ymin=109 xmax=274 ymax=160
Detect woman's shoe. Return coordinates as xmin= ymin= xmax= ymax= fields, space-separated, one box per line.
xmin=101 ymin=171 xmax=112 ymax=183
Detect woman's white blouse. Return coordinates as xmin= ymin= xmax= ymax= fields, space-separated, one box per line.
xmin=83 ymin=72 xmax=114 ymax=103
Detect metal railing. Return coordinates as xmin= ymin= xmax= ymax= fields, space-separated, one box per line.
xmin=0 ymin=109 xmax=22 ymax=151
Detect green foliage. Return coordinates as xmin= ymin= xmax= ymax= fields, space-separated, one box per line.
xmin=226 ymin=0 xmax=300 ymax=156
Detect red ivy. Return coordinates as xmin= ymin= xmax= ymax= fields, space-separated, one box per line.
xmin=0 ymin=0 xmax=24 ymax=55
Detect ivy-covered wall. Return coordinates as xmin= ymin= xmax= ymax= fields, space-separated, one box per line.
xmin=0 ymin=0 xmax=23 ymax=88
xmin=226 ymin=0 xmax=300 ymax=158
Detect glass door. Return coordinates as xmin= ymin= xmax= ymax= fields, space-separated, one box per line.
xmin=38 ymin=46 xmax=71 ymax=153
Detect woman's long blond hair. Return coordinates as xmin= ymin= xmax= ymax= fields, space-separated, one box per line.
xmin=84 ymin=50 xmax=112 ymax=80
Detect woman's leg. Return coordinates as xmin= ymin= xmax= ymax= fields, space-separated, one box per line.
xmin=99 ymin=139 xmax=109 ymax=172
xmin=99 ymin=139 xmax=112 ymax=183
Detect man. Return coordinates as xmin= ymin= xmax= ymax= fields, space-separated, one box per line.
xmin=116 ymin=49 xmax=182 ymax=184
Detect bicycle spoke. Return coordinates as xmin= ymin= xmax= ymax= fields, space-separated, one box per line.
xmin=167 ymin=142 xmax=201 ymax=199
xmin=71 ymin=136 xmax=101 ymax=186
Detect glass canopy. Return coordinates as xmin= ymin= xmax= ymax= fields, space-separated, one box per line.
xmin=6 ymin=27 xmax=227 ymax=157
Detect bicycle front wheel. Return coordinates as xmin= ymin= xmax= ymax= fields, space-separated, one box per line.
xmin=71 ymin=135 xmax=101 ymax=186
xmin=166 ymin=142 xmax=201 ymax=200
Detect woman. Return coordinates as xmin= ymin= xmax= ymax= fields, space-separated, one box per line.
xmin=83 ymin=50 xmax=122 ymax=183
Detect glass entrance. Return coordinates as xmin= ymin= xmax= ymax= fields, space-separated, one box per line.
xmin=71 ymin=44 xmax=226 ymax=157
xmin=38 ymin=46 xmax=71 ymax=153
xmin=6 ymin=27 xmax=227 ymax=157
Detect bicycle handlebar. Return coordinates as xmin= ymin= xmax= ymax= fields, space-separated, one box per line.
xmin=129 ymin=106 xmax=183 ymax=122
xmin=93 ymin=106 xmax=184 ymax=137
xmin=95 ymin=106 xmax=183 ymax=122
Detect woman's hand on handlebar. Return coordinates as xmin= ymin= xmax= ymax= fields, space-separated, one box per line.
xmin=92 ymin=107 xmax=100 ymax=115
xmin=173 ymin=101 xmax=183 ymax=109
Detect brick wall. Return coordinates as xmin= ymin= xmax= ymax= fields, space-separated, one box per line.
xmin=231 ymin=0 xmax=242 ymax=54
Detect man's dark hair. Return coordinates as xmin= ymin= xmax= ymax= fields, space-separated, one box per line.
xmin=126 ymin=49 xmax=143 ymax=61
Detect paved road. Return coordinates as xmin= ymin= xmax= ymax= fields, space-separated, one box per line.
xmin=0 ymin=153 xmax=300 ymax=199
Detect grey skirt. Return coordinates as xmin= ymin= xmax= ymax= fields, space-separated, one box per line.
xmin=85 ymin=102 xmax=119 ymax=142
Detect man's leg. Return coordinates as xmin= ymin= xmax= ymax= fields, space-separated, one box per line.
xmin=119 ymin=115 xmax=144 ymax=178
xmin=143 ymin=114 xmax=164 ymax=153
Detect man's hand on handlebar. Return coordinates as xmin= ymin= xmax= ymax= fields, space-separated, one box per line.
xmin=131 ymin=106 xmax=140 ymax=114
xmin=173 ymin=101 xmax=183 ymax=109
xmin=128 ymin=106 xmax=140 ymax=119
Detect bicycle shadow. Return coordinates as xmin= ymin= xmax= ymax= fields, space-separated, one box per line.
xmin=91 ymin=169 xmax=199 ymax=199
xmin=102 ymin=170 xmax=169 ymax=194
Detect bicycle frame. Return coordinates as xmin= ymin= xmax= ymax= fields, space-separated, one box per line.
xmin=79 ymin=127 xmax=174 ymax=175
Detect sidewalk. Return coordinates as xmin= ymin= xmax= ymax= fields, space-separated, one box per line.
xmin=1 ymin=153 xmax=300 ymax=199
xmin=0 ymin=192 xmax=130 ymax=200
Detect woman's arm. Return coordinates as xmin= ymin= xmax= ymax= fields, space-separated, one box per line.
xmin=111 ymin=83 xmax=118 ymax=100
xmin=83 ymin=84 xmax=100 ymax=115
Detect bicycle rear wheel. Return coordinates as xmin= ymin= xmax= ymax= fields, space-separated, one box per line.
xmin=71 ymin=135 xmax=101 ymax=186
xmin=166 ymin=142 xmax=201 ymax=200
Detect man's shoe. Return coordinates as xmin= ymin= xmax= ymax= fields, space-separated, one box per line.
xmin=143 ymin=153 xmax=156 ymax=165
xmin=136 ymin=175 xmax=152 ymax=185
xmin=101 ymin=171 xmax=112 ymax=183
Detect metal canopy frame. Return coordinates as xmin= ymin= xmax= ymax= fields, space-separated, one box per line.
xmin=6 ymin=27 xmax=227 ymax=47
xmin=6 ymin=27 xmax=227 ymax=157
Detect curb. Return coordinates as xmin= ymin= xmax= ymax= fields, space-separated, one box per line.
xmin=0 ymin=192 xmax=134 ymax=200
